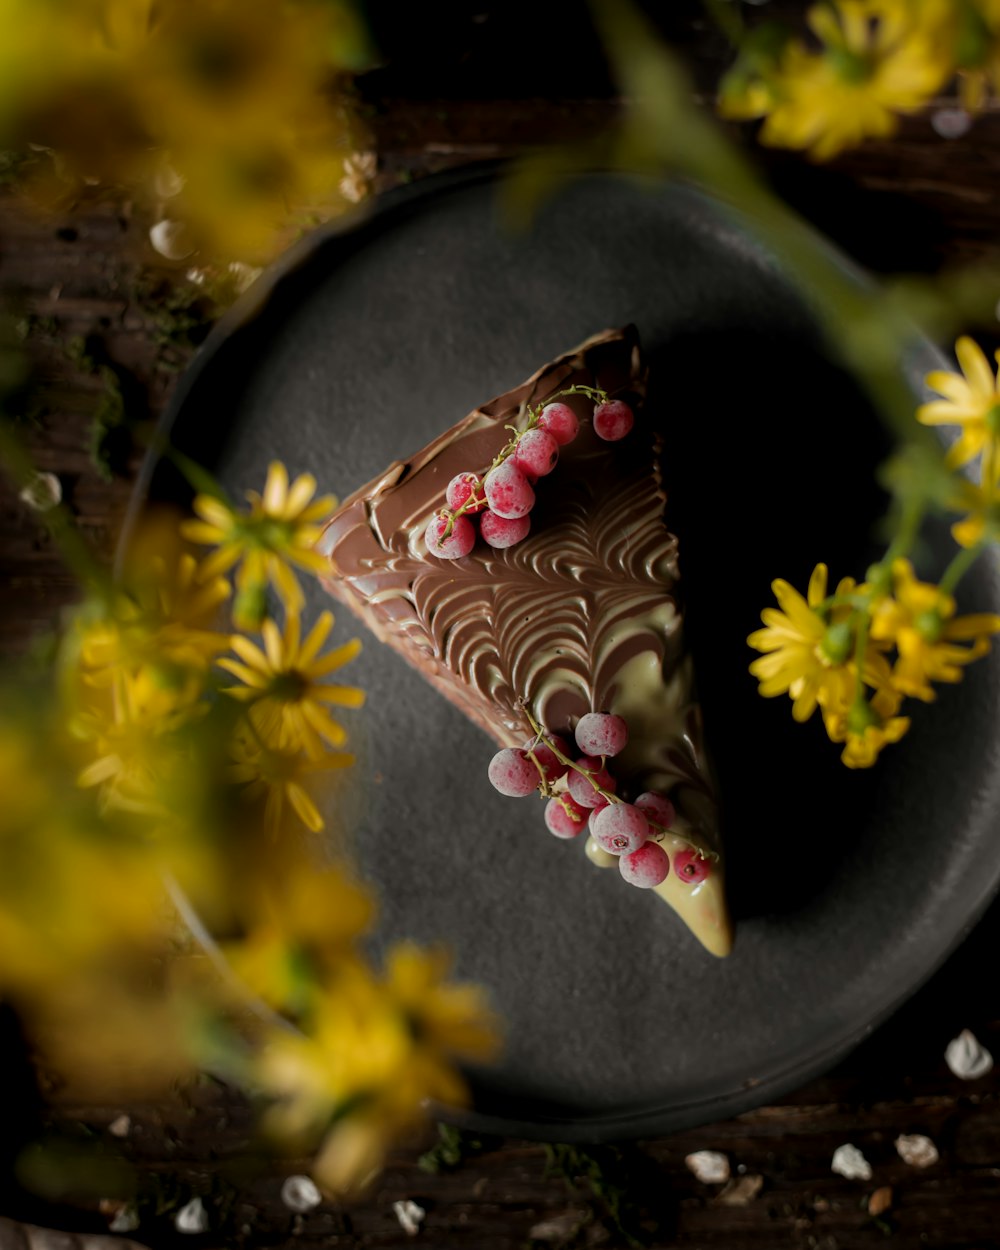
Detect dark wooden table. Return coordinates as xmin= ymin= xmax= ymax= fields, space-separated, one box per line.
xmin=3 ymin=6 xmax=1000 ymax=1247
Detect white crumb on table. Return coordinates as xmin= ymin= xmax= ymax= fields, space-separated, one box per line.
xmin=831 ymin=1143 xmax=872 ymax=1181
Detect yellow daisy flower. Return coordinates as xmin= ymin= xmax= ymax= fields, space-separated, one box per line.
xmin=917 ymin=336 xmax=1000 ymax=485
xmin=871 ymin=558 xmax=1000 ymax=700
xmin=74 ymin=550 xmax=230 ymax=697
xmin=748 ymin=563 xmax=887 ymax=722
xmin=949 ymin=475 xmax=1000 ymax=549
xmin=218 ymin=609 xmax=363 ymax=758
xmin=228 ymin=723 xmax=352 ymax=835
xmin=750 ymin=1 xmax=950 ymax=161
xmin=257 ymin=946 xmax=499 ymax=1193
xmin=823 ymin=686 xmax=911 ymax=768
xmin=182 ymin=461 xmax=337 ymax=623
xmin=224 ymin=865 xmax=373 ymax=1013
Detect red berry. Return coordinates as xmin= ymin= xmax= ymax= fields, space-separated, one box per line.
xmin=592 ymin=802 xmax=649 ymax=856
xmin=538 ymin=402 xmax=579 ymax=446
xmin=513 ymin=428 xmax=559 ymax=479
xmin=446 ymin=471 xmax=486 ymax=513
xmin=425 ymin=513 xmax=476 ymax=559
xmin=619 ymin=841 xmax=670 ymax=888
xmin=484 ymin=461 xmax=535 ymax=519
xmin=480 ymin=509 xmax=530 ymax=549
xmin=593 ymin=399 xmax=634 ymax=442
xmin=544 ymin=794 xmax=589 ymax=839
xmin=566 ymin=755 xmax=617 ymax=808
xmin=525 ymin=736 xmax=570 ymax=784
xmin=588 ymin=795 xmax=611 ymax=835
xmin=674 ymin=848 xmax=711 ymax=885
xmin=634 ymin=791 xmax=676 ymax=831
xmin=487 ymin=747 xmax=539 ymax=797
xmin=574 ymin=711 xmax=628 ymax=758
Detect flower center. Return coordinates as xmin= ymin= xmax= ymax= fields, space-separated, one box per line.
xmin=827 ymin=47 xmax=871 ymax=84
xmin=985 ymin=403 xmax=1000 ymax=436
xmin=819 ymin=620 xmax=853 ymax=665
xmin=268 ymin=670 xmax=308 ymax=702
xmin=847 ymin=700 xmax=880 ymax=735
xmin=914 ymin=608 xmax=945 ymax=643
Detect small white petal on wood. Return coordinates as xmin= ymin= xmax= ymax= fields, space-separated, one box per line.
xmin=895 ymin=1134 xmax=939 ymax=1169
xmin=19 ymin=472 xmax=61 ymax=512
xmin=174 ymin=1198 xmax=208 ymax=1235
xmin=149 ymin=219 xmax=195 ymax=261
xmin=685 ymin=1151 xmax=731 ymax=1184
xmin=280 ymin=1175 xmax=322 ymax=1213
xmin=392 ymin=1200 xmax=425 ymax=1237
xmin=108 ymin=1114 xmax=131 ymax=1138
xmin=831 ymin=1143 xmax=872 ymax=1181
xmin=945 ymin=1029 xmax=994 ymax=1079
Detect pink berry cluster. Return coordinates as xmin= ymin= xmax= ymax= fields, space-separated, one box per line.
xmin=424 ymin=385 xmax=636 ymax=559
xmin=486 ymin=709 xmax=712 ymax=891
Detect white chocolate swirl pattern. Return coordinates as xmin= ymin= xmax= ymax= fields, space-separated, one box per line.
xmin=320 ymin=328 xmax=730 ymax=955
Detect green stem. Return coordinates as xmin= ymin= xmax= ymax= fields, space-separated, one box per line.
xmin=850 ymin=609 xmax=870 ymax=710
xmin=939 ymin=539 xmax=985 ymax=597
xmin=883 ymin=496 xmax=926 ymax=568
xmin=702 ymin=0 xmax=744 ymax=47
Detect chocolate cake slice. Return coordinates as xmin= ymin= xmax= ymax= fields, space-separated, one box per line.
xmin=319 ymin=327 xmax=731 ymax=957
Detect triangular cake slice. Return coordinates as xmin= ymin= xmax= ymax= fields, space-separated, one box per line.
xmin=319 ymin=327 xmax=731 ymax=957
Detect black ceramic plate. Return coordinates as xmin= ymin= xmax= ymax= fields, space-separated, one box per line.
xmin=137 ymin=167 xmax=1000 ymax=1141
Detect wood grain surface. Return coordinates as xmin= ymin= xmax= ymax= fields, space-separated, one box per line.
xmin=3 ymin=6 xmax=1000 ymax=1247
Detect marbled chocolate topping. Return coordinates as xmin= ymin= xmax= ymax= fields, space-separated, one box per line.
xmin=320 ymin=327 xmax=730 ymax=953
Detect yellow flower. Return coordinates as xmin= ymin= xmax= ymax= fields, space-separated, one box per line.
xmin=182 ymin=462 xmax=336 ymax=620
xmin=948 ymin=473 xmax=1000 ymax=548
xmin=72 ymin=540 xmax=230 ymax=699
xmin=224 ymin=863 xmax=373 ymax=1012
xmin=871 ymin=558 xmax=1000 ymax=700
xmin=917 ymin=336 xmax=1000 ymax=484
xmin=745 ymin=1 xmax=950 ymax=161
xmin=75 ymin=674 xmax=205 ymax=814
xmin=257 ymin=945 xmax=499 ymax=1193
xmin=228 ymin=723 xmax=353 ymax=835
xmin=218 ymin=609 xmax=363 ymax=758
xmin=954 ymin=0 xmax=1000 ymax=112
xmin=748 ymin=563 xmax=885 ymax=722
xmin=384 ymin=942 xmax=500 ymax=1066
xmin=823 ymin=686 xmax=910 ymax=768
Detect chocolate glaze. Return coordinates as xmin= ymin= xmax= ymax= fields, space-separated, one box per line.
xmin=319 ymin=327 xmax=722 ymax=866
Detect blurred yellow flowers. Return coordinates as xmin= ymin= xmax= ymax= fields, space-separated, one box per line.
xmin=258 ymin=945 xmax=499 ymax=1193
xmin=0 ymin=0 xmax=375 ymax=265
xmin=718 ymin=1 xmax=1000 ymax=160
xmin=0 ymin=449 xmax=498 ymax=1197
xmin=183 ymin=461 xmax=337 ymax=626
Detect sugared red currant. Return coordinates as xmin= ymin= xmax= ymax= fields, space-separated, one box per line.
xmin=574 ymin=711 xmax=628 ymax=758
xmin=619 ymin=841 xmax=670 ymax=888
xmin=480 ymin=510 xmax=530 ymax=549
xmin=634 ymin=791 xmax=676 ymax=831
xmin=484 ymin=461 xmax=535 ymax=519
xmin=674 ymin=848 xmax=711 ymax=885
xmin=592 ymin=802 xmax=649 ymax=856
xmin=446 ymin=471 xmax=486 ymax=513
xmin=593 ymin=399 xmax=634 ymax=442
xmin=513 ymin=428 xmax=559 ymax=479
xmin=487 ymin=747 xmax=539 ymax=797
xmin=538 ymin=402 xmax=580 ymax=446
xmin=567 ymin=755 xmax=617 ymax=808
xmin=588 ymin=795 xmax=610 ymax=835
xmin=544 ymin=794 xmax=589 ymax=838
xmin=526 ymin=736 xmax=570 ymax=784
xmin=424 ymin=513 xmax=476 ymax=559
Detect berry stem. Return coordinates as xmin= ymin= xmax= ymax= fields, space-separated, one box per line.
xmin=518 ymin=699 xmax=621 ymax=805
